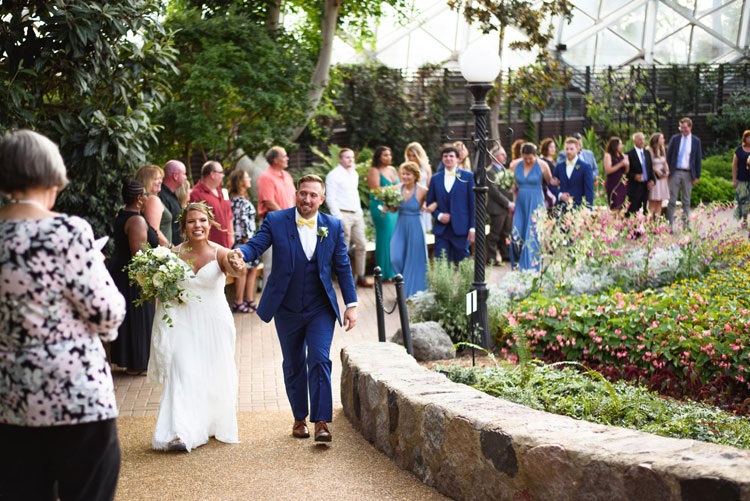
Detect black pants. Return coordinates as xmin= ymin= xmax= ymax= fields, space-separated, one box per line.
xmin=0 ymin=419 xmax=120 ymax=501
xmin=627 ymin=182 xmax=648 ymax=215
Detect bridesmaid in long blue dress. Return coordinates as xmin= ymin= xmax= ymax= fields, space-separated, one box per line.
xmin=368 ymin=146 xmax=399 ymax=280
xmin=511 ymin=143 xmax=555 ymax=271
xmin=390 ymin=161 xmax=428 ymax=297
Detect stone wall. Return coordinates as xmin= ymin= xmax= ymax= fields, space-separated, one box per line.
xmin=341 ymin=342 xmax=750 ymax=501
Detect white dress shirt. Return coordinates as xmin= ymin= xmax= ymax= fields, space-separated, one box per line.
xmin=443 ymin=167 xmax=457 ymax=192
xmin=325 ymin=164 xmax=362 ymax=219
xmin=565 ymin=158 xmax=576 ymax=179
xmin=678 ymin=134 xmax=692 ymax=169
xmin=295 ymin=209 xmax=317 ymax=260
xmin=294 ymin=209 xmax=358 ymax=308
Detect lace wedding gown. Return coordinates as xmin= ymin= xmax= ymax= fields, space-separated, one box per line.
xmin=148 ymin=252 xmax=239 ymax=451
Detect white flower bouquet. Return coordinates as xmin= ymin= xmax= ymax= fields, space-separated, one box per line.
xmin=493 ymin=168 xmax=515 ymax=191
xmin=127 ymin=246 xmax=198 ymax=325
xmin=371 ymin=185 xmax=403 ymax=212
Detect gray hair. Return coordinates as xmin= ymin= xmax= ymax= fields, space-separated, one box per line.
xmin=0 ymin=130 xmax=68 ymax=193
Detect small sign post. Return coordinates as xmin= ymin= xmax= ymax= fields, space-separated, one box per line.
xmin=466 ymin=290 xmax=478 ymax=366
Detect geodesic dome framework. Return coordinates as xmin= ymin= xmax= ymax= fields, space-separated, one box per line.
xmin=331 ymin=0 xmax=750 ymax=70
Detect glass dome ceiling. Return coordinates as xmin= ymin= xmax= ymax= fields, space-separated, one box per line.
xmin=328 ymin=0 xmax=750 ymax=69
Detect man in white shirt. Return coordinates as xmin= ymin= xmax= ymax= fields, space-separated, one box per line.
xmin=325 ymin=148 xmax=372 ymax=288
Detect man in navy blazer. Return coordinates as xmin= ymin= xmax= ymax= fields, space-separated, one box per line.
xmin=427 ymin=146 xmax=475 ymax=263
xmin=239 ymin=174 xmax=357 ymax=443
xmin=666 ymin=117 xmax=702 ymax=228
xmin=552 ymin=137 xmax=594 ymax=209
xmin=626 ymin=132 xmax=655 ymax=215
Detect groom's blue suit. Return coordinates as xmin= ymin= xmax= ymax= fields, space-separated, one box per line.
xmin=239 ymin=208 xmax=357 ymax=422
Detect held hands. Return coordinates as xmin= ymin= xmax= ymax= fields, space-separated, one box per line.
xmin=343 ymin=306 xmax=358 ymax=331
xmin=438 ymin=213 xmax=451 ymax=224
xmin=228 ymin=249 xmax=245 ymax=274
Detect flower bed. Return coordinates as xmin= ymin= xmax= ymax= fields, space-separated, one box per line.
xmin=496 ymin=252 xmax=750 ymax=413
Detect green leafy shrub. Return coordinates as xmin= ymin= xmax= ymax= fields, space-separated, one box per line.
xmin=691 ymin=172 xmax=734 ymax=205
xmin=411 ymin=257 xmax=475 ymax=343
xmin=700 ymin=151 xmax=734 ymax=181
xmin=707 ymin=93 xmax=750 ymax=151
xmin=443 ymin=362 xmax=750 ymax=449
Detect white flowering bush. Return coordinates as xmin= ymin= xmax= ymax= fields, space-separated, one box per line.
xmin=127 ymin=246 xmax=198 ymax=325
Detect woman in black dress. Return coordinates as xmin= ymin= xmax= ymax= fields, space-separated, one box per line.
xmin=108 ymin=178 xmax=159 ymax=375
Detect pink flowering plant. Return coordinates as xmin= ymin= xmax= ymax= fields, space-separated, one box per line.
xmin=496 ymin=247 xmax=750 ymax=413
xmin=514 ymin=203 xmax=746 ymax=297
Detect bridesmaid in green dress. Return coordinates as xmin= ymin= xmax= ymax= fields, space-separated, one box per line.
xmin=367 ymin=146 xmax=399 ymax=280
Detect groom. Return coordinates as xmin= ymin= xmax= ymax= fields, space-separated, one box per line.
xmin=236 ymin=174 xmax=358 ymax=442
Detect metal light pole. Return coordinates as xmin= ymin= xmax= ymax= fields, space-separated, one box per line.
xmin=459 ymin=46 xmax=502 ymax=350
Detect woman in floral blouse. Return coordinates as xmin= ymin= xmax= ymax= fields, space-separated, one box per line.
xmin=228 ymin=168 xmax=259 ymax=313
xmin=0 ymin=130 xmax=126 ymax=500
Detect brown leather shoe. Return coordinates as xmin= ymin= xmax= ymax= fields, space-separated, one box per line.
xmin=314 ymin=421 xmax=332 ymax=442
xmin=356 ymin=277 xmax=373 ymax=288
xmin=292 ymin=420 xmax=310 ymax=439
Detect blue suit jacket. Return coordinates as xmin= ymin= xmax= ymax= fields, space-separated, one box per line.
xmin=666 ymin=133 xmax=702 ymax=180
xmin=238 ymin=208 xmax=357 ymax=325
xmin=557 ymin=149 xmax=599 ymax=178
xmin=553 ymin=158 xmax=594 ymax=207
xmin=426 ymin=169 xmax=475 ymax=236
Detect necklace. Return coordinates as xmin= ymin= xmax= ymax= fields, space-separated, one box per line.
xmin=9 ymin=199 xmax=46 ymax=210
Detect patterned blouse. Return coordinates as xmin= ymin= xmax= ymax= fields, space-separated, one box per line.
xmin=0 ymin=215 xmax=126 ymax=426
xmin=230 ymin=196 xmax=260 ymax=267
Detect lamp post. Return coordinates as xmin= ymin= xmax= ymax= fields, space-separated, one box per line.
xmin=459 ymin=46 xmax=501 ymax=350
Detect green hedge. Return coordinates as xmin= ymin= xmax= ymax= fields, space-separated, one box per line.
xmin=701 ymin=151 xmax=734 ymax=181
xmin=691 ymin=172 xmax=734 ymax=205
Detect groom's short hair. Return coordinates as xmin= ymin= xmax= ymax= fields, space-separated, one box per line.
xmin=297 ymin=174 xmax=325 ymax=193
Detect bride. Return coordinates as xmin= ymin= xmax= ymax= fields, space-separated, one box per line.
xmin=148 ymin=202 xmax=245 ymax=452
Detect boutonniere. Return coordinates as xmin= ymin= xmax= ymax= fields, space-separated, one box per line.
xmin=317 ymin=226 xmax=328 ymax=242
xmin=575 ymin=164 xmax=580 ymax=171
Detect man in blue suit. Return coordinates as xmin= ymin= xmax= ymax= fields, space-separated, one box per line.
xmin=427 ymin=146 xmax=475 ymax=263
xmin=666 ymin=117 xmax=702 ymax=228
xmin=552 ymin=137 xmax=594 ymax=209
xmin=238 ymin=174 xmax=357 ymax=443
xmin=556 ymin=132 xmax=599 ymax=178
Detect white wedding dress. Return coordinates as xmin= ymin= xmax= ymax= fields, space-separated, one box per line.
xmin=148 ymin=251 xmax=239 ymax=451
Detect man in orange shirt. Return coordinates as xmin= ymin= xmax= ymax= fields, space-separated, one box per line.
xmin=256 ymin=146 xmax=296 ymax=287
xmin=189 ymin=160 xmax=233 ymax=247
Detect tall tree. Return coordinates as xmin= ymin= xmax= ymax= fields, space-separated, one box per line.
xmin=448 ymin=0 xmax=573 ymax=143
xmin=0 ymin=0 xmax=176 ymax=237
xmin=155 ymin=7 xmax=314 ymax=166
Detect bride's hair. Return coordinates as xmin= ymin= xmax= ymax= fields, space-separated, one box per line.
xmin=179 ymin=201 xmax=223 ymax=238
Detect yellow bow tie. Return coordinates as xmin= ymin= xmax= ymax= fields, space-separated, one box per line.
xmin=445 ymin=170 xmax=456 ymax=177
xmin=297 ymin=218 xmax=315 ymax=229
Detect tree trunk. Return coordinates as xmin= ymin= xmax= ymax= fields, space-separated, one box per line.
xmin=489 ymin=27 xmax=505 ymax=148
xmin=266 ymin=0 xmax=282 ymax=33
xmin=288 ymin=0 xmax=341 ymax=142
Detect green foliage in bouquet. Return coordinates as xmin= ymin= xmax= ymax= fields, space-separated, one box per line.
xmin=370 ymin=185 xmax=403 ymax=212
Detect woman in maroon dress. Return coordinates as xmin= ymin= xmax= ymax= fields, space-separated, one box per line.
xmin=603 ymin=137 xmax=629 ymax=211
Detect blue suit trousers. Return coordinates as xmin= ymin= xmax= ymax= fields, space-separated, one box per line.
xmin=273 ymin=304 xmax=336 ymax=423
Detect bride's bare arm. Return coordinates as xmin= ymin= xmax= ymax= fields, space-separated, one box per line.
xmin=218 ymin=247 xmax=245 ymax=277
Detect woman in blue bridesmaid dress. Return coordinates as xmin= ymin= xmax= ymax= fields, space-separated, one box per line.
xmin=511 ymin=143 xmax=555 ymax=271
xmin=390 ymin=161 xmax=428 ymax=297
xmin=367 ymin=146 xmax=399 ymax=280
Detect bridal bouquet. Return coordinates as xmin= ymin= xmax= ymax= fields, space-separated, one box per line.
xmin=493 ymin=168 xmax=515 ymax=191
xmin=127 ymin=246 xmax=198 ymax=325
xmin=371 ymin=185 xmax=403 ymax=212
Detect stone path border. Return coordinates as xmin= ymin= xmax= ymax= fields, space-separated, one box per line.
xmin=341 ymin=342 xmax=750 ymax=501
